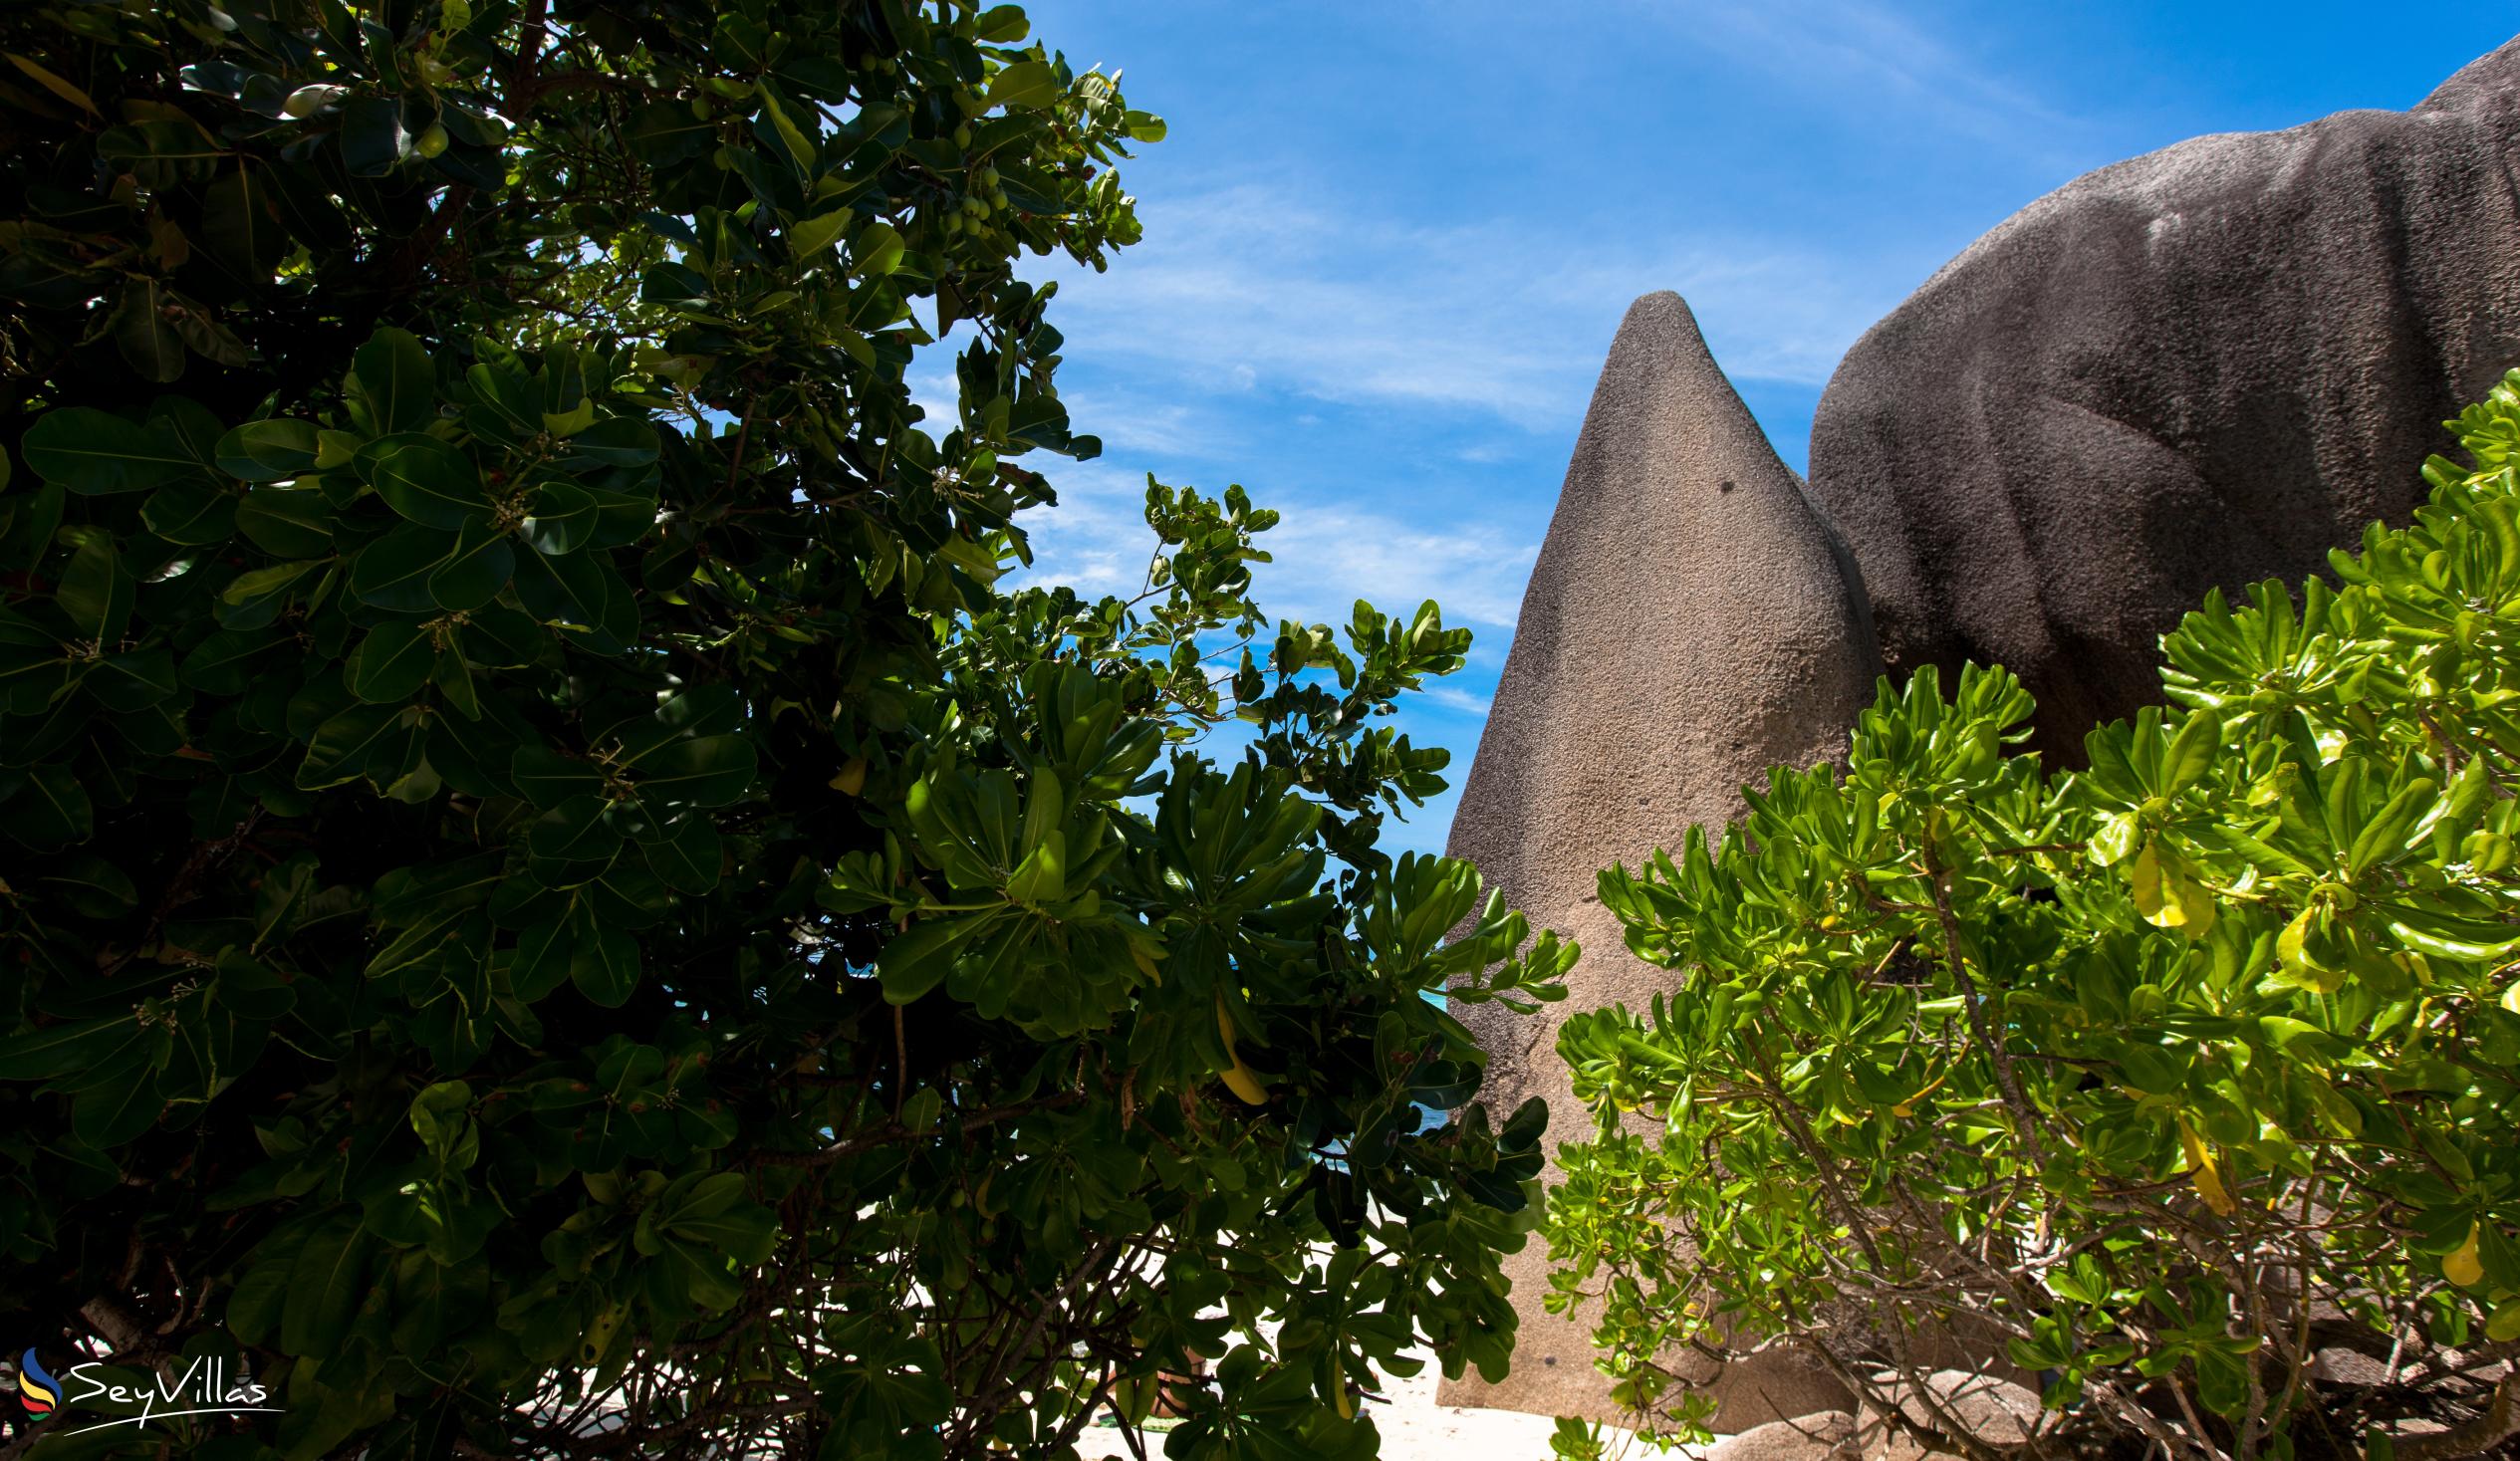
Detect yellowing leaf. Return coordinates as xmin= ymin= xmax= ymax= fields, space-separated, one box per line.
xmin=2131 ymin=840 xmax=2164 ymax=917
xmin=2131 ymin=839 xmax=2217 ymax=938
xmin=2179 ymin=1118 xmax=2236 ymax=1216
xmin=1890 ymin=1066 xmax=1949 ymax=1119
xmin=1216 ymin=990 xmax=1266 ymax=1104
xmin=828 ymin=756 xmax=868 ymax=796
xmin=2277 ymin=905 xmax=2346 ymax=995
xmin=1221 ymin=1060 xmax=1268 ymax=1105
xmin=2444 ymin=1225 xmax=2484 ymax=1288
xmin=6 ymin=52 xmax=100 ymax=116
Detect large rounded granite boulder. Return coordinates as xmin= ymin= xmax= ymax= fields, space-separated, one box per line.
xmin=1807 ymin=38 xmax=2520 ymax=757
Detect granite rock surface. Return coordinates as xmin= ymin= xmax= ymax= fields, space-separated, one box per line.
xmin=1434 ymin=291 xmax=1879 ymax=1424
xmin=1806 ymin=39 xmax=2520 ymax=757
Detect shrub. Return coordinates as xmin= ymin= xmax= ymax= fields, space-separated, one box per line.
xmin=1547 ymin=379 xmax=2520 ymax=1461
xmin=0 ymin=2 xmax=1566 ymax=1455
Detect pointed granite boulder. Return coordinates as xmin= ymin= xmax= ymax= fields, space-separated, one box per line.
xmin=1437 ymin=292 xmax=1880 ymax=1426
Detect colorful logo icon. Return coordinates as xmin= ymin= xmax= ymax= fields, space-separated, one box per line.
xmin=17 ymin=1348 xmax=59 ymax=1417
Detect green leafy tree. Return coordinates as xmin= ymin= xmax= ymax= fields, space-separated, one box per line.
xmin=1548 ymin=382 xmax=2520 ymax=1461
xmin=0 ymin=2 xmax=1569 ymax=1455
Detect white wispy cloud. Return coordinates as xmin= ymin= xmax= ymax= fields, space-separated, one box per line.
xmin=1013 ymin=462 xmax=1154 ymax=602
xmin=1416 ymin=683 xmax=1495 ymax=718
xmin=1002 ymin=0 xmax=2078 ymax=640
xmin=1056 ymin=390 xmax=1220 ymax=459
xmin=1006 ymin=173 xmax=1907 ymax=633
xmin=1013 ymin=461 xmax=1539 ymax=632
xmin=1035 ymin=179 xmax=1903 ymax=435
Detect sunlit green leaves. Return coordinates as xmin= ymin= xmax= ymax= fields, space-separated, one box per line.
xmin=1553 ymin=378 xmax=2520 ymax=1452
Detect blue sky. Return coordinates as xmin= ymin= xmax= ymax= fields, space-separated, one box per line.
xmin=992 ymin=2 xmax=2520 ymax=857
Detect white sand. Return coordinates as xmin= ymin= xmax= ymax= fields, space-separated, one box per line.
xmin=1078 ymin=1349 xmax=1653 ymax=1461
xmin=1363 ymin=1350 xmax=1600 ymax=1461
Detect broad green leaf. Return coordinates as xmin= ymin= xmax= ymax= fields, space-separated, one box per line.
xmin=521 ymin=479 xmax=600 ymax=556
xmin=217 ymin=418 xmax=323 ymax=481
xmin=22 ymin=408 xmax=196 ymax=494
xmin=636 ymin=735 xmax=758 ymax=808
xmin=75 ymin=1069 xmax=165 ymax=1146
xmin=201 ymin=165 xmax=288 ymax=279
xmin=4 ymin=50 xmax=100 ymax=114
xmin=510 ymin=917 xmax=574 ymax=1001
xmin=849 ymin=219 xmax=906 ymax=278
xmin=639 ymin=815 xmax=723 ymax=893
xmin=973 ymin=6 xmax=1029 ymax=42
xmin=141 ymin=479 xmax=237 ymax=545
xmin=430 ymin=709 xmax=519 ymax=800
xmin=987 ymin=59 xmax=1059 ymax=111
xmin=217 ymin=559 xmax=320 ymax=627
xmin=363 ymin=433 xmax=490 ymax=528
xmin=348 ymin=328 xmax=435 ymax=434
xmin=561 ymin=417 xmax=660 ymax=470
xmin=55 ymin=534 xmax=133 ymax=645
xmin=512 ymin=547 xmax=632 ymax=651
xmin=281 ymin=1210 xmax=376 ymax=1354
xmin=111 ymin=277 xmax=185 ymax=383
xmin=879 ymin=915 xmax=985 ymax=1004
xmin=298 ymin=701 xmax=409 ymax=788
xmin=347 ymin=620 xmax=436 ymax=702
xmin=541 ymin=397 xmax=598 ymax=437
xmin=569 ymin=902 xmax=641 ymax=1006
xmin=180 ymin=625 xmax=278 ymax=693
xmin=511 ymin=746 xmax=605 ymax=808
xmin=428 ymin=520 xmax=516 ymax=610
xmin=35 ymin=853 xmax=136 ymax=919
xmin=88 ymin=648 xmax=177 ymax=711
xmin=223 ymin=1237 xmax=298 ymax=1345
xmin=351 ymin=522 xmax=459 ymax=610
xmin=0 ymin=1012 xmax=133 ymax=1079
xmin=529 ymin=794 xmax=623 ymax=864
xmin=434 ymin=643 xmax=480 ymax=719
xmin=2129 ymin=838 xmax=2215 ymax=939
xmin=235 ymin=485 xmax=336 ymax=557
xmin=789 ymin=209 xmax=850 ymax=257
xmin=581 ymin=483 xmax=660 ymax=550
xmin=2089 ymin=810 xmax=2141 ymax=867
xmin=1005 ymin=829 xmax=1066 ymax=904
xmin=339 ymin=97 xmax=408 ymax=176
